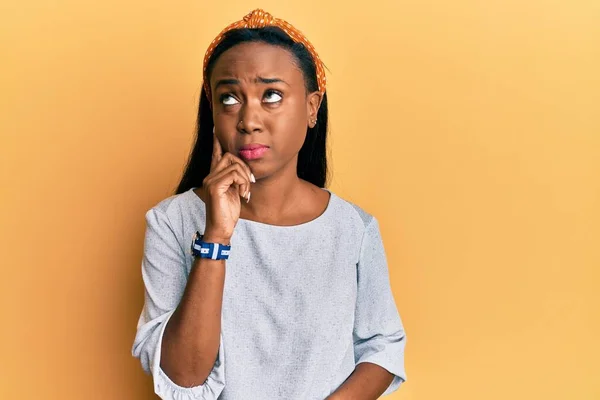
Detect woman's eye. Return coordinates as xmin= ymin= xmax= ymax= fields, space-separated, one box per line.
xmin=263 ymin=90 xmax=282 ymax=103
xmin=221 ymin=95 xmax=239 ymax=106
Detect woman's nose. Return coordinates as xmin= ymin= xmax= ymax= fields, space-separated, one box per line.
xmin=237 ymin=101 xmax=263 ymax=133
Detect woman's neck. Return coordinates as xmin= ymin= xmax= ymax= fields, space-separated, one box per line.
xmin=240 ymin=173 xmax=306 ymax=223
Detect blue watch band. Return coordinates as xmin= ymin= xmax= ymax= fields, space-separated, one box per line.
xmin=191 ymin=231 xmax=231 ymax=260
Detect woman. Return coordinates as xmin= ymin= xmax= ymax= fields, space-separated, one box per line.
xmin=132 ymin=9 xmax=407 ymax=400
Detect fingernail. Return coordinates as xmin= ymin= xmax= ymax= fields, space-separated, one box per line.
xmin=246 ymin=192 xmax=251 ymax=203
xmin=250 ymin=173 xmax=256 ymax=183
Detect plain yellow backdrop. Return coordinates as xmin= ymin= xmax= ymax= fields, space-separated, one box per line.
xmin=1 ymin=0 xmax=598 ymax=399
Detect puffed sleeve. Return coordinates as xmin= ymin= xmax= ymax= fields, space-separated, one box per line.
xmin=131 ymin=208 xmax=226 ymax=400
xmin=353 ymin=216 xmax=407 ymax=396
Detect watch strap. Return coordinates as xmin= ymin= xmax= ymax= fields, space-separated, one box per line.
xmin=191 ymin=231 xmax=231 ymax=260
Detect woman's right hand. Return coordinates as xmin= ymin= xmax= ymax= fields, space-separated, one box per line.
xmin=200 ymin=129 xmax=255 ymax=244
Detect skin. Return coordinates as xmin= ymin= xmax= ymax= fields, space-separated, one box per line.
xmin=161 ymin=41 xmax=394 ymax=398
xmin=325 ymin=362 xmax=396 ymax=400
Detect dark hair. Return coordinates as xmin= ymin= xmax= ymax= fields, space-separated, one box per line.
xmin=174 ymin=26 xmax=330 ymax=195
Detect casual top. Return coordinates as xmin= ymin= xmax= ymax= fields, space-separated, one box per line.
xmin=131 ymin=186 xmax=407 ymax=400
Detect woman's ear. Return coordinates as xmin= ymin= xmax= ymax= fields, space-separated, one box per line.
xmin=306 ymin=91 xmax=322 ymax=128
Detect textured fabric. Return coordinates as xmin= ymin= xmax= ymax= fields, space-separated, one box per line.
xmin=202 ymin=8 xmax=327 ymax=103
xmin=131 ymin=187 xmax=407 ymax=399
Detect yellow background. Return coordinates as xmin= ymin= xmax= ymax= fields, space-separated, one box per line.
xmin=1 ymin=0 xmax=598 ymax=399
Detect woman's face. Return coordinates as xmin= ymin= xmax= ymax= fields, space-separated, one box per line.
xmin=209 ymin=41 xmax=321 ymax=178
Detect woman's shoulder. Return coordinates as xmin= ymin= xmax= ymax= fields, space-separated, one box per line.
xmin=144 ymin=186 xmax=377 ymax=232
xmin=144 ymin=187 xmax=204 ymax=226
xmin=327 ymin=188 xmax=376 ymax=230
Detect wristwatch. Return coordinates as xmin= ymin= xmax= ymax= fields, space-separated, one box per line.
xmin=191 ymin=231 xmax=231 ymax=260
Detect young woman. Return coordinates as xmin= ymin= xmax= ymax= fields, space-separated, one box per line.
xmin=132 ymin=9 xmax=407 ymax=400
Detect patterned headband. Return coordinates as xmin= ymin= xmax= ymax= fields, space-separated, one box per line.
xmin=202 ymin=8 xmax=326 ymax=104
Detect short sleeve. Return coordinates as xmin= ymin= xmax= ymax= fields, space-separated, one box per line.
xmin=131 ymin=208 xmax=226 ymax=400
xmin=353 ymin=216 xmax=407 ymax=396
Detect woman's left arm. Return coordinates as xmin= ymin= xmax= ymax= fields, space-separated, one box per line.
xmin=325 ymin=362 xmax=395 ymax=400
xmin=327 ymin=216 xmax=408 ymax=399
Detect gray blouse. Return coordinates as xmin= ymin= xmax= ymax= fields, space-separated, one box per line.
xmin=131 ymin=187 xmax=407 ymax=399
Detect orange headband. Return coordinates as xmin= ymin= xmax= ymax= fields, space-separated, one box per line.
xmin=202 ymin=9 xmax=326 ymax=104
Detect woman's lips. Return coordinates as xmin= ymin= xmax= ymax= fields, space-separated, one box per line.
xmin=239 ymin=146 xmax=269 ymax=160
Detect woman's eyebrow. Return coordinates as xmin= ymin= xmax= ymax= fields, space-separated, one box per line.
xmin=255 ymin=77 xmax=289 ymax=86
xmin=214 ymin=77 xmax=289 ymax=90
xmin=215 ymin=78 xmax=239 ymax=90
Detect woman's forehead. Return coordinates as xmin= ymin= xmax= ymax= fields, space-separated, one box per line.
xmin=211 ymin=42 xmax=301 ymax=80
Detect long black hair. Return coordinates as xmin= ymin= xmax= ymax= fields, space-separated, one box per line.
xmin=174 ymin=26 xmax=330 ymax=195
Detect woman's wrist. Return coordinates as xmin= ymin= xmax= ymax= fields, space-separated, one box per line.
xmin=202 ymin=232 xmax=231 ymax=245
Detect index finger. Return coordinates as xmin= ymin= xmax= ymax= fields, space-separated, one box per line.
xmin=211 ymin=127 xmax=223 ymax=171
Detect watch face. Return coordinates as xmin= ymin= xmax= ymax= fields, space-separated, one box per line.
xmin=192 ymin=231 xmax=202 ymax=255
